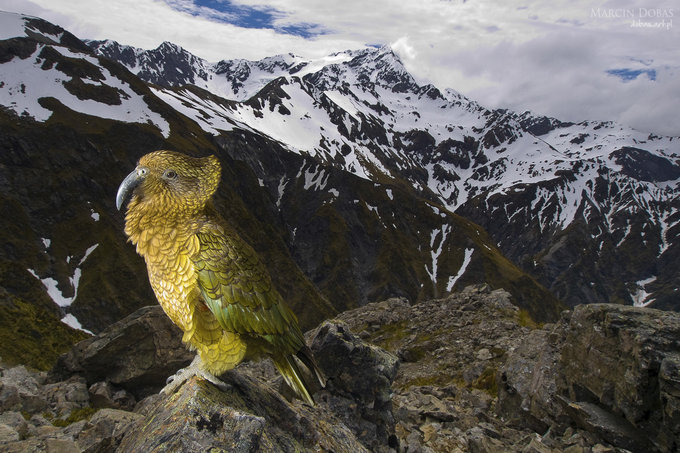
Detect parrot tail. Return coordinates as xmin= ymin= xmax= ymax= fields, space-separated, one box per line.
xmin=296 ymin=346 xmax=326 ymax=389
xmin=273 ymin=347 xmax=326 ymax=406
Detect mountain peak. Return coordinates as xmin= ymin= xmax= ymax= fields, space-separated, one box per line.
xmin=156 ymin=40 xmax=190 ymax=55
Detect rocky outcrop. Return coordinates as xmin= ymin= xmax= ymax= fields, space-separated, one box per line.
xmin=1 ymin=285 xmax=678 ymax=452
xmin=118 ymin=374 xmax=368 ymax=452
xmin=498 ymin=303 xmax=680 ymax=453
xmin=0 ymin=304 xmax=400 ymax=452
xmin=49 ymin=305 xmax=194 ymax=398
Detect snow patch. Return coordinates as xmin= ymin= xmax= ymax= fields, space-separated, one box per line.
xmin=0 ymin=45 xmax=170 ymax=136
xmin=61 ymin=313 xmax=93 ymax=335
xmin=303 ymin=166 xmax=329 ymax=191
xmin=294 ymin=53 xmax=354 ymax=78
xmin=324 ymin=90 xmax=359 ymax=118
xmin=27 ymin=243 xmax=99 ymax=308
xmin=152 ymin=87 xmax=236 ymax=135
xmin=426 ymin=224 xmax=451 ymax=286
xmin=0 ymin=12 xmax=28 ymax=40
xmin=276 ymin=177 xmax=288 ymax=207
xmin=632 ymin=276 xmax=657 ymax=307
xmin=447 ymin=248 xmax=474 ymax=292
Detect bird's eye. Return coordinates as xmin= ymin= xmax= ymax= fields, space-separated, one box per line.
xmin=164 ymin=170 xmax=177 ymax=179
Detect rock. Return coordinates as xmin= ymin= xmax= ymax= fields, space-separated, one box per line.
xmin=0 ymin=365 xmax=48 ymax=414
xmin=497 ymin=327 xmax=563 ymax=432
xmin=559 ymin=304 xmax=680 ymax=452
xmin=419 ymin=422 xmax=439 ymax=443
xmin=466 ymin=425 xmax=506 ymax=453
xmin=475 ymin=348 xmax=493 ymax=361
xmin=658 ymin=354 xmax=680 ymax=449
xmin=521 ymin=434 xmax=555 ymax=453
xmin=335 ymin=285 xmax=532 ymax=451
xmin=88 ymin=381 xmax=135 ymax=410
xmin=499 ymin=302 xmax=680 ymax=452
xmin=2 ymin=286 xmax=677 ymax=452
xmin=43 ymin=375 xmax=90 ymax=420
xmin=310 ymin=321 xmax=400 ymax=452
xmin=117 ymin=320 xmax=399 ymax=452
xmin=131 ymin=393 xmax=163 ymax=416
xmin=75 ymin=408 xmax=142 ymax=452
xmin=0 ymin=411 xmax=29 ymax=438
xmin=28 ymin=421 xmax=61 ymax=439
xmin=0 ymin=422 xmax=20 ymax=443
xmin=118 ymin=374 xmax=369 ymax=453
xmin=45 ymin=438 xmax=80 ymax=453
xmin=49 ymin=305 xmax=193 ymax=398
xmin=88 ymin=381 xmax=114 ymax=409
xmin=29 ymin=413 xmax=51 ymax=427
xmin=559 ymin=398 xmax=648 ymax=452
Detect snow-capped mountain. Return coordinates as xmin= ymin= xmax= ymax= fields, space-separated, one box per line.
xmin=1 ymin=10 xmax=568 ymax=368
xmin=0 ymin=9 xmax=677 ymax=367
xmin=87 ymin=38 xmax=680 ymax=310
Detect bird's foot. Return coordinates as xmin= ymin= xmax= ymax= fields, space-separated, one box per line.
xmin=161 ymin=356 xmax=231 ymax=395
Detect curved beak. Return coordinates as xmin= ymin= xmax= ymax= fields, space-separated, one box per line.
xmin=116 ymin=168 xmax=144 ymax=210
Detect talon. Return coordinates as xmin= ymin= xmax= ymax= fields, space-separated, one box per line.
xmin=160 ymin=356 xmax=231 ymax=395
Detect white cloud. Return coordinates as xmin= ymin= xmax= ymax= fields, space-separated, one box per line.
xmin=390 ymin=36 xmax=416 ymax=60
xmin=0 ymin=0 xmax=678 ymax=135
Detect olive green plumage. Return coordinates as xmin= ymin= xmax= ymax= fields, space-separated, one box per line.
xmin=116 ymin=150 xmax=324 ymax=404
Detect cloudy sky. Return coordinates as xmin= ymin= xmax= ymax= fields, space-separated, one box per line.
xmin=2 ymin=0 xmax=678 ymax=135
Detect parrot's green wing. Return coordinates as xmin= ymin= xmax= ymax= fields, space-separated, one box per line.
xmin=194 ymin=225 xmax=305 ymax=355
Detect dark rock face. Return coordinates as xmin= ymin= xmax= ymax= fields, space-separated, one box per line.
xmin=49 ymin=305 xmax=193 ymax=398
xmin=310 ymin=321 xmax=400 ymax=451
xmin=559 ymin=304 xmax=680 ymax=452
xmin=216 ymin=130 xmax=564 ymax=323
xmin=499 ymin=303 xmax=680 ymax=453
xmin=118 ymin=374 xmax=369 ymax=453
xmin=610 ymin=147 xmax=680 ymax=182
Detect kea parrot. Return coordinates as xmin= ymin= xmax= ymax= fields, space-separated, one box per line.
xmin=116 ymin=150 xmax=325 ymax=404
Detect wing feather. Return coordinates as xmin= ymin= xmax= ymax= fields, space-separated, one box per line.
xmin=194 ymin=224 xmax=304 ymax=353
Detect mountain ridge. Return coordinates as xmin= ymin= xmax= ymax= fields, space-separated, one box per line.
xmin=0 ymin=12 xmax=565 ymax=370
xmin=87 ymin=35 xmax=680 ymax=310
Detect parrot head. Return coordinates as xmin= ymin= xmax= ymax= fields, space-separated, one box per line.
xmin=116 ymin=150 xmax=221 ymax=214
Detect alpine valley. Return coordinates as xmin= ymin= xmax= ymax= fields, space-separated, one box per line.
xmin=0 ymin=11 xmax=678 ymax=371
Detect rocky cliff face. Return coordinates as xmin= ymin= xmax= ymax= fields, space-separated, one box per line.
xmin=1 ymin=285 xmax=677 ymax=452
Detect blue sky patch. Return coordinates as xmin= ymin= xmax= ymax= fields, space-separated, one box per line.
xmin=166 ymin=0 xmax=326 ymax=38
xmin=606 ymin=68 xmax=657 ymax=82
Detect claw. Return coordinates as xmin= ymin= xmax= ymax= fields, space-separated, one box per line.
xmin=160 ymin=356 xmax=231 ymax=394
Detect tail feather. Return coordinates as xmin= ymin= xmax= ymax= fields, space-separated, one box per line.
xmin=296 ymin=346 xmax=326 ymax=389
xmin=274 ymin=355 xmax=315 ymax=405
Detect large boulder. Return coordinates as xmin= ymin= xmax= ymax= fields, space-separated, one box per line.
xmin=499 ymin=303 xmax=680 ymax=453
xmin=118 ymin=320 xmax=400 ymax=452
xmin=310 ymin=321 xmax=400 ymax=452
xmin=495 ymin=327 xmax=564 ymax=433
xmin=118 ymin=374 xmax=368 ymax=453
xmin=559 ymin=304 xmax=680 ymax=452
xmin=49 ymin=305 xmax=193 ymax=398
